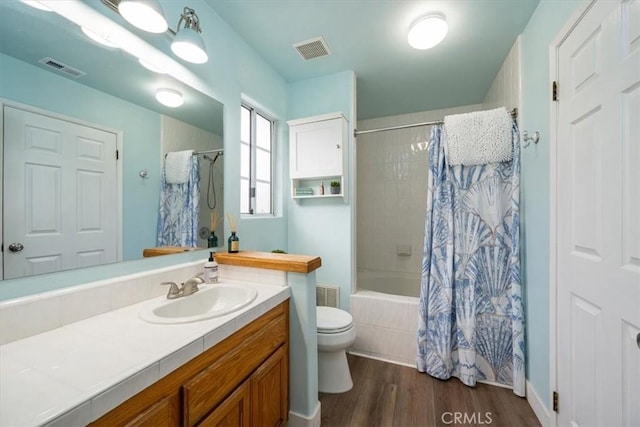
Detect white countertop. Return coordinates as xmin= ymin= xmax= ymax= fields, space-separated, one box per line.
xmin=0 ymin=281 xmax=290 ymax=427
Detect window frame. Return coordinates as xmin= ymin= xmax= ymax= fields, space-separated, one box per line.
xmin=240 ymin=102 xmax=275 ymax=216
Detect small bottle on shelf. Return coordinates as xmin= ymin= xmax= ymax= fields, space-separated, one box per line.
xmin=320 ymin=181 xmax=325 ymax=195
xmin=207 ymin=230 xmax=218 ymax=248
xmin=228 ymin=231 xmax=239 ymax=253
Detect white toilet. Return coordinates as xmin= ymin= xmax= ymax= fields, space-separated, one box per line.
xmin=316 ymin=306 xmax=357 ymax=393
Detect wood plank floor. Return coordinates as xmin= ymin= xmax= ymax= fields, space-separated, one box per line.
xmin=319 ymin=355 xmax=541 ymax=427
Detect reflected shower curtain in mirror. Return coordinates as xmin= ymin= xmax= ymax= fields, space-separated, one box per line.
xmin=417 ymin=124 xmax=525 ymax=396
xmin=156 ymin=157 xmax=200 ymax=247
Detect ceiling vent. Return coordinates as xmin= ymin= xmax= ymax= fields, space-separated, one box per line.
xmin=293 ymin=36 xmax=331 ymax=61
xmin=38 ymin=57 xmax=86 ymax=79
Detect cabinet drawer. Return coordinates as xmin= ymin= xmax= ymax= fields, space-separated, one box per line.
xmin=183 ymin=316 xmax=287 ymax=426
xmin=124 ymin=394 xmax=179 ymax=427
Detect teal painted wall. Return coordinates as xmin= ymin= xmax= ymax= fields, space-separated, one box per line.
xmin=520 ymin=0 xmax=583 ymax=410
xmin=287 ymin=71 xmax=357 ymax=311
xmin=0 ymin=52 xmax=161 ymax=262
xmin=165 ymin=0 xmax=290 ymax=253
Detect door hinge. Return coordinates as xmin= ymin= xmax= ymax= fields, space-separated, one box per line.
xmin=553 ymin=391 xmax=559 ymax=413
xmin=116 ymin=149 xmax=119 ymax=160
xmin=552 ymin=81 xmax=559 ymax=101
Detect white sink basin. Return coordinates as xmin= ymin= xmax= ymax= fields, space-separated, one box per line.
xmin=139 ymin=283 xmax=258 ymax=324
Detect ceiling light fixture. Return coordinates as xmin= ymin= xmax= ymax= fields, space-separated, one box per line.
xmin=408 ymin=12 xmax=448 ymax=50
xmin=82 ymin=27 xmax=119 ymax=48
xmin=171 ymin=7 xmax=208 ymax=64
xmin=155 ymin=88 xmax=183 ymax=107
xmin=118 ymin=0 xmax=168 ymax=34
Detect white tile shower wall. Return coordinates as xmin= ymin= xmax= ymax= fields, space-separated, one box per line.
xmin=483 ymin=36 xmax=522 ymax=115
xmin=356 ymin=104 xmax=481 ymax=277
xmin=350 ymin=292 xmax=419 ymax=366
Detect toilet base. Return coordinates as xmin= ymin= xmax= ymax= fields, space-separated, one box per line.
xmin=318 ymin=349 xmax=353 ymax=393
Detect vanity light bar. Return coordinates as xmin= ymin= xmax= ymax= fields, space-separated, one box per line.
xmin=36 ymin=0 xmax=211 ymax=103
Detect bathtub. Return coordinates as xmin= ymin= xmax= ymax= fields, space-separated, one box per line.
xmin=350 ymin=270 xmax=420 ymax=367
xmin=356 ymin=269 xmax=420 ymax=298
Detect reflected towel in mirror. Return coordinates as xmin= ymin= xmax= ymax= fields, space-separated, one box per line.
xmin=165 ymin=150 xmax=194 ymax=184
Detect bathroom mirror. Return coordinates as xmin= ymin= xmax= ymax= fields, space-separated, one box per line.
xmin=0 ymin=1 xmax=224 ymax=281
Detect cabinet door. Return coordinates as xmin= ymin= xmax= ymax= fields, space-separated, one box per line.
xmin=197 ymin=382 xmax=250 ymax=427
xmin=124 ymin=395 xmax=180 ymax=427
xmin=250 ymin=345 xmax=288 ymax=427
xmin=183 ymin=315 xmax=287 ymax=426
xmin=290 ymin=117 xmax=345 ymax=179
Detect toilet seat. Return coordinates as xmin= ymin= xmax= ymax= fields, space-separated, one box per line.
xmin=317 ymin=306 xmax=353 ymax=334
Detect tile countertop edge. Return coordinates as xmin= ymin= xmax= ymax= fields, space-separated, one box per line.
xmin=215 ymin=251 xmax=322 ymax=274
xmin=0 ymin=283 xmax=290 ymax=427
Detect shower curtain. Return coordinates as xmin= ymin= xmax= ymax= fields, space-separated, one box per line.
xmin=417 ymin=123 xmax=525 ymax=396
xmin=156 ymin=157 xmax=200 ymax=247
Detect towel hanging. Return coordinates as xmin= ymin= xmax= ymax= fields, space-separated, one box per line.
xmin=164 ymin=150 xmax=193 ymax=184
xmin=443 ymin=107 xmax=513 ymax=165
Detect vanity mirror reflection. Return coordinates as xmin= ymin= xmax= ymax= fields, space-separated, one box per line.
xmin=0 ymin=0 xmax=224 ymax=281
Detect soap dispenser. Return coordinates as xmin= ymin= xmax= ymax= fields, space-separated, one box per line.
xmin=204 ymin=252 xmax=218 ymax=283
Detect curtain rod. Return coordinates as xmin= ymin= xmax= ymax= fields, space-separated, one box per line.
xmin=354 ymin=108 xmax=518 ymax=137
xmin=193 ymin=149 xmax=224 ymax=155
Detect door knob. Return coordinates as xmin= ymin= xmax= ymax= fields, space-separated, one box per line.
xmin=637 ymin=332 xmax=640 ymax=350
xmin=8 ymin=243 xmax=24 ymax=253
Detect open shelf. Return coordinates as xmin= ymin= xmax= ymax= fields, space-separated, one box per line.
xmin=291 ymin=177 xmax=345 ymax=203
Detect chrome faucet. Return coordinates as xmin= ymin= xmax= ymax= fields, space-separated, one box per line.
xmin=161 ymin=275 xmax=204 ymax=299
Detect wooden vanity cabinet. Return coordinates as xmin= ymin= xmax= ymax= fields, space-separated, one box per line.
xmin=90 ymin=301 xmax=289 ymax=427
xmin=199 ymin=345 xmax=288 ymax=427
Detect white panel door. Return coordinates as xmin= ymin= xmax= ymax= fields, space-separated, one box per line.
xmin=557 ymin=1 xmax=640 ymax=426
xmin=3 ymin=106 xmax=118 ymax=279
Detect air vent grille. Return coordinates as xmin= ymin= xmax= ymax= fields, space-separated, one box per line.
xmin=293 ymin=36 xmax=331 ymax=60
xmin=316 ymin=284 xmax=339 ymax=308
xmin=38 ymin=57 xmax=86 ymax=78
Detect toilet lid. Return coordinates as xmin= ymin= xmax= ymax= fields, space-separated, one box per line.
xmin=317 ymin=306 xmax=353 ymax=334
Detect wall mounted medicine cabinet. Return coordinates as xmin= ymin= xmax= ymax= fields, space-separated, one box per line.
xmin=288 ymin=112 xmax=348 ymax=202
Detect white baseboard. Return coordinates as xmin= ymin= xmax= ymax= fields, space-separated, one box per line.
xmin=288 ymin=401 xmax=321 ymax=427
xmin=527 ymin=381 xmax=552 ymax=427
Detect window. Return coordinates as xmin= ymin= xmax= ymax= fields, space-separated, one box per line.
xmin=240 ymin=103 xmax=273 ymax=215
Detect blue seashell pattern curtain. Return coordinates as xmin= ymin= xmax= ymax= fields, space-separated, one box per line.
xmin=417 ymin=123 xmax=525 ymax=396
xmin=156 ymin=157 xmax=200 ymax=247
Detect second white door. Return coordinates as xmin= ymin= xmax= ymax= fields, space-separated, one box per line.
xmin=3 ymin=105 xmax=118 ymax=279
xmin=556 ymin=0 xmax=640 ymax=426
